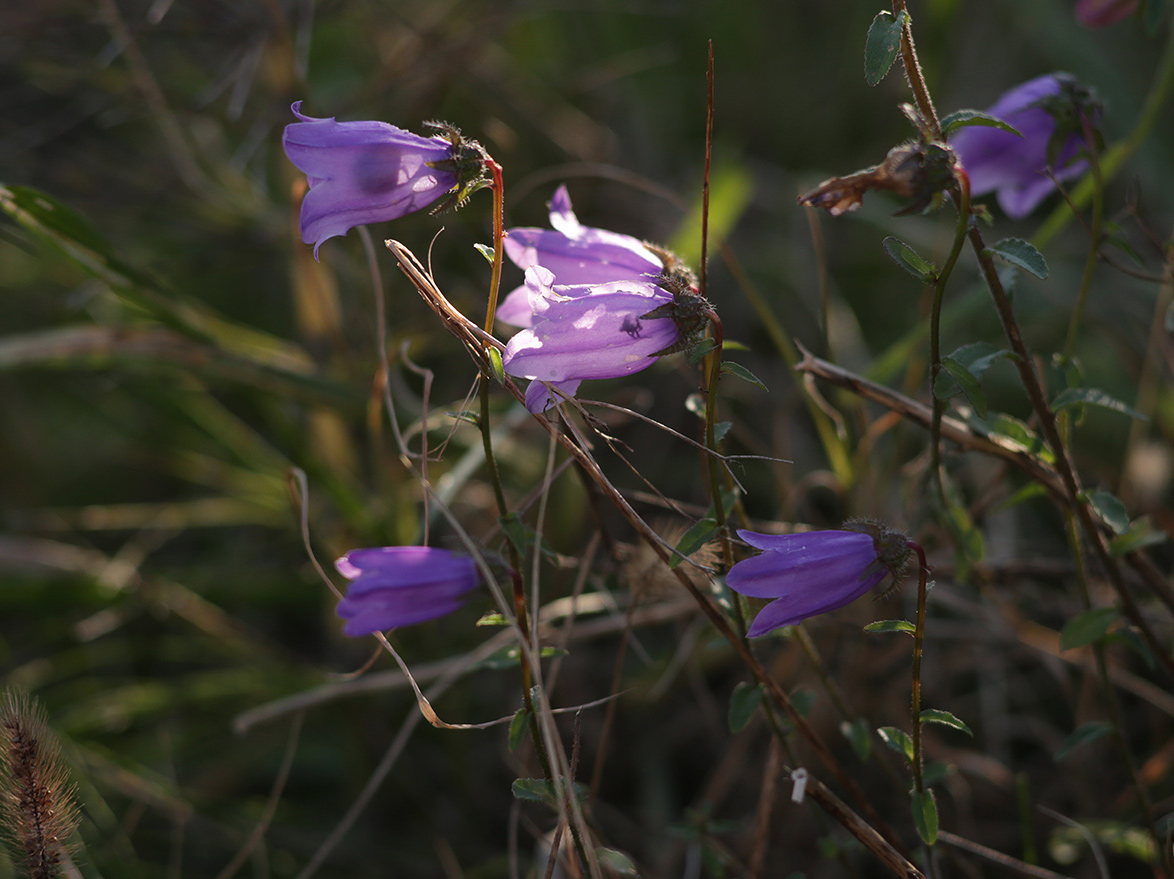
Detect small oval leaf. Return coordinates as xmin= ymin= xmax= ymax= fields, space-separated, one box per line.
xmin=720 ymin=361 xmax=767 ymax=390
xmin=1052 ymin=387 xmax=1146 ymax=420
xmin=1059 ymin=607 xmax=1120 ymax=651
xmin=864 ymin=10 xmax=908 ymax=86
xmin=912 ymin=789 xmax=939 ymax=845
xmin=877 ymin=726 xmax=914 ymax=764
xmin=1054 ymin=722 xmax=1112 ymax=761
xmin=864 ymin=619 xmax=916 ymax=635
xmin=986 ymin=237 xmax=1049 ymax=279
xmin=728 ymin=682 xmax=765 ymax=733
xmin=941 ymin=109 xmax=1022 ymax=137
xmin=882 ymin=236 xmax=938 ymax=282
xmin=920 ymin=708 xmax=973 ymax=736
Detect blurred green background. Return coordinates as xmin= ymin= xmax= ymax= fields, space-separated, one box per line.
xmin=2 ymin=0 xmax=1172 ymax=876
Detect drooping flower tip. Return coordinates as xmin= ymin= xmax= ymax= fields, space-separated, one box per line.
xmin=497 ymin=187 xmax=709 ymax=412
xmin=1075 ymin=0 xmax=1137 ymax=27
xmin=726 ymin=524 xmax=911 ymax=637
xmin=282 ymin=103 xmax=487 ymax=258
xmin=334 ymin=546 xmax=479 ymax=636
xmin=497 ymin=185 xmax=664 ymax=328
xmin=949 ymin=74 xmax=1100 ymax=219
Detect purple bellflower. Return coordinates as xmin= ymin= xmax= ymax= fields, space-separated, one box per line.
xmin=283 ymin=102 xmax=488 ymax=258
xmin=497 ymin=185 xmax=664 ymax=328
xmin=1075 ymin=0 xmax=1137 ymax=27
xmin=726 ymin=523 xmax=912 ymax=638
xmin=950 ymin=74 xmax=1099 ymax=219
xmin=502 ymin=265 xmax=683 ymax=413
xmin=334 ymin=546 xmax=479 ymax=637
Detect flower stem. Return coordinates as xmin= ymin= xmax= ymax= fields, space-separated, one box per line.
xmin=703 ymin=311 xmax=734 ymax=568
xmin=909 ymin=542 xmax=929 ymax=798
xmin=929 ymin=168 xmax=972 ymax=512
xmin=1061 ymin=119 xmax=1104 ymax=363
xmin=890 ymin=0 xmax=940 ymax=139
xmin=483 ymin=158 xmax=506 ymax=334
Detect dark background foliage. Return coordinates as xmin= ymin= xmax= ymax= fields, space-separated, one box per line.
xmin=1 ymin=0 xmax=1172 ymax=876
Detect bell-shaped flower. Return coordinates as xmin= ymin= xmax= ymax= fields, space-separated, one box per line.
xmin=950 ymin=74 xmax=1098 ymax=219
xmin=497 ymin=185 xmax=664 ymax=328
xmin=1075 ymin=0 xmax=1137 ymax=27
xmin=283 ymin=102 xmax=485 ymax=258
xmin=334 ymin=546 xmax=479 ymax=636
xmin=502 ymin=266 xmax=681 ymax=413
xmin=726 ymin=524 xmax=911 ymax=637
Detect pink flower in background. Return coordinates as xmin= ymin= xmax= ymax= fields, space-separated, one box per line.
xmin=1075 ymin=0 xmax=1137 ymax=27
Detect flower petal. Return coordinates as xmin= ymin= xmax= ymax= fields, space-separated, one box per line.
xmin=283 ymin=102 xmax=457 ymax=257
xmin=502 ymin=281 xmax=677 ymax=383
xmin=332 ymin=546 xmax=479 ymax=636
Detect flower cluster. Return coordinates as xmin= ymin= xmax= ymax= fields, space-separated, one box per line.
xmin=499 ymin=187 xmax=708 ymax=412
xmin=726 ymin=522 xmax=912 ymax=637
xmin=334 ymin=546 xmax=480 ymax=637
xmin=951 ymin=74 xmax=1099 ymax=219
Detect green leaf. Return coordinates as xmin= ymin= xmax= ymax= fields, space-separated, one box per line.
xmin=841 ymin=718 xmax=873 ymax=761
xmin=877 ymin=726 xmax=914 ymax=764
xmin=933 ymin=343 xmax=1017 ymax=408
xmin=936 ymin=357 xmax=988 ymax=417
xmin=1051 ymin=387 xmax=1146 ymax=420
xmin=941 ymin=109 xmax=1022 ymax=137
xmin=995 ymin=482 xmax=1048 ymax=512
xmin=712 ymin=421 xmax=732 ymax=444
xmin=720 ymin=361 xmax=767 ymax=390
xmin=475 ymin=611 xmax=508 ymax=627
xmin=487 ymin=347 xmax=506 ymax=384
xmin=882 ymin=236 xmax=937 ymax=282
xmin=986 ymin=238 xmax=1049 ymax=279
xmin=1082 ymin=490 xmax=1130 ymax=535
xmin=920 ymin=709 xmax=973 ymax=736
xmin=728 ymin=682 xmax=764 ymax=733
xmin=475 ymin=645 xmax=568 ymax=671
xmin=791 ymin=688 xmax=818 ymax=717
xmin=508 ymin=707 xmax=530 ymax=751
xmin=1109 ymin=518 xmax=1168 ymax=556
xmin=474 ymin=242 xmax=495 ymax=264
xmin=1054 ymin=722 xmax=1112 ymax=761
xmin=594 ymin=848 xmax=639 ymax=877
xmin=864 ymin=10 xmax=908 ymax=86
xmin=671 ymin=518 xmax=719 ymax=569
xmin=1059 ymin=607 xmax=1120 ymax=650
xmin=510 ymin=778 xmax=587 ymax=808
xmin=499 ymin=513 xmax=560 ymax=563
xmin=686 ymin=336 xmax=719 ymax=365
xmin=912 ymin=789 xmax=939 ymax=845
xmin=864 ymin=619 xmax=916 ymax=635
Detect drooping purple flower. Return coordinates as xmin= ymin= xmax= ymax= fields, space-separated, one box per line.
xmin=1075 ymin=0 xmax=1137 ymax=27
xmin=283 ymin=102 xmax=486 ymax=258
xmin=726 ymin=524 xmax=911 ymax=638
xmin=334 ymin=546 xmax=479 ymax=636
xmin=497 ymin=185 xmax=664 ymax=328
xmin=950 ymin=74 xmax=1098 ymax=219
xmin=502 ymin=266 xmax=681 ymax=413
